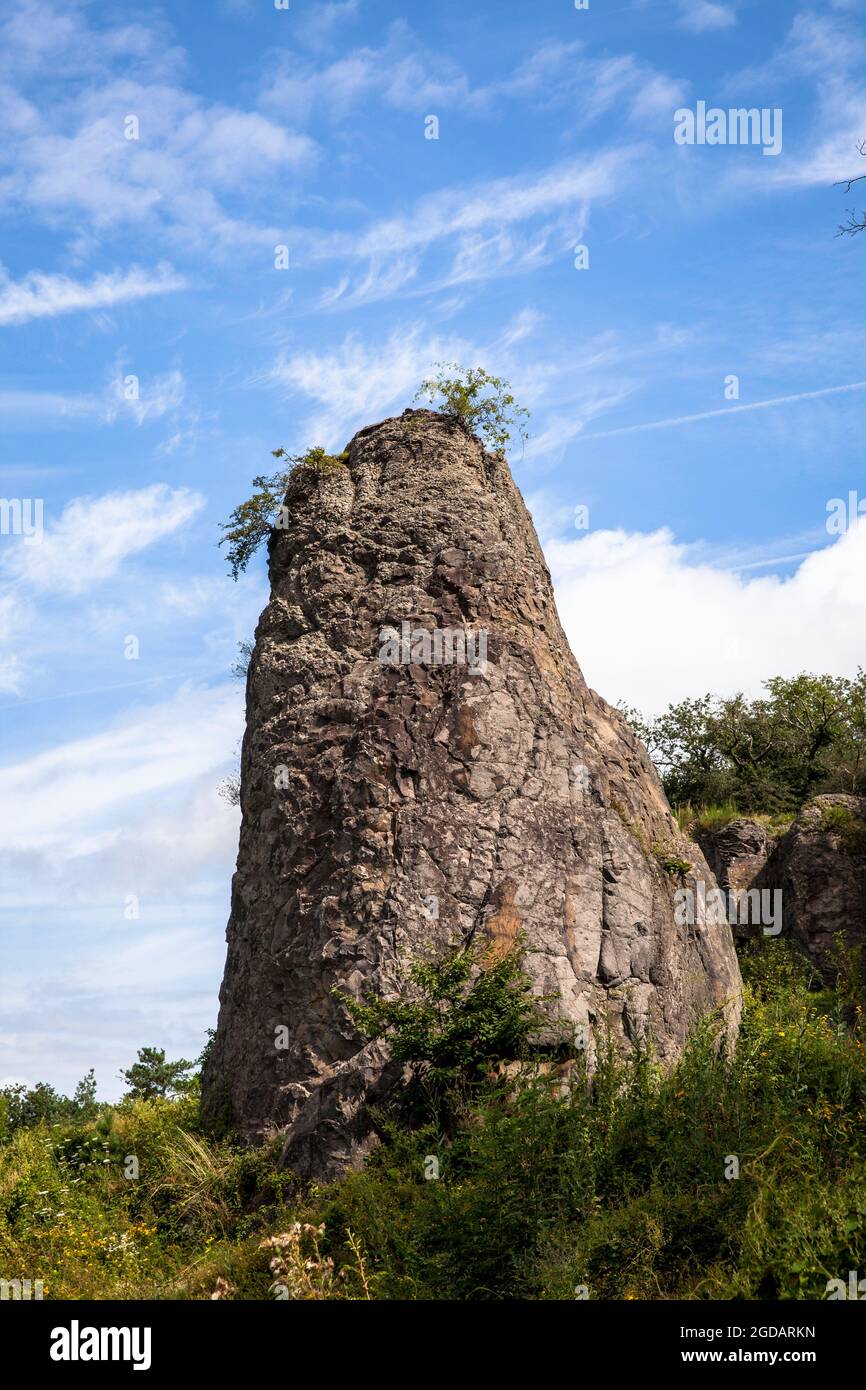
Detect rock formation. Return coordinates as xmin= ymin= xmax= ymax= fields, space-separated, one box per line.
xmin=696 ymin=796 xmax=866 ymax=977
xmin=695 ymin=817 xmax=771 ymax=938
xmin=756 ymin=795 xmax=866 ymax=979
xmin=202 ymin=409 xmax=743 ymax=1178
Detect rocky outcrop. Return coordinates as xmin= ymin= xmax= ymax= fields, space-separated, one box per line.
xmin=696 ymin=818 xmax=770 ymax=937
xmin=756 ymin=795 xmax=866 ymax=978
xmin=202 ymin=409 xmax=743 ymax=1178
xmin=697 ymin=797 xmax=866 ymax=976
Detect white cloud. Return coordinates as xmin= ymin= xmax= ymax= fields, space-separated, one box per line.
xmin=677 ymin=1 xmax=737 ymax=34
xmin=0 ymin=593 xmax=28 ymax=694
xmin=105 ymin=361 xmax=186 ymax=425
xmin=731 ymin=13 xmax=866 ymax=188
xmin=0 ymin=0 xmax=317 ymax=255
xmin=267 ymin=315 xmax=641 ymax=458
xmin=0 ymin=680 xmax=242 ymax=1097
xmin=294 ymin=0 xmax=360 ymax=54
xmin=263 ymin=26 xmax=685 ymax=133
xmin=266 ymin=325 xmax=474 ymax=447
xmin=0 ymin=0 xmax=184 ymax=84
xmin=543 ymin=522 xmax=866 ymax=717
xmin=0 ymin=682 xmax=241 ymax=861
xmin=354 ymin=153 xmax=624 ymax=259
xmin=3 ymin=483 xmax=204 ymax=596
xmin=0 ymin=361 xmax=188 ymax=430
xmin=0 ymin=262 xmax=185 ymax=326
xmin=261 ymin=20 xmax=487 ymax=122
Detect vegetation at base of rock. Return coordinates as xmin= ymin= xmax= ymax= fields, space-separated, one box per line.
xmin=219 ymin=446 xmax=348 ymax=580
xmin=4 ymin=938 xmax=866 ymax=1300
xmin=414 ymin=363 xmax=529 ymax=453
xmin=623 ymin=671 xmax=866 ymax=814
xmin=337 ymin=938 xmax=557 ymax=1124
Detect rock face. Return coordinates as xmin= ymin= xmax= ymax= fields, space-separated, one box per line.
xmin=756 ymin=795 xmax=866 ymax=978
xmin=202 ymin=410 xmax=743 ymax=1177
xmin=695 ymin=818 xmax=770 ymax=937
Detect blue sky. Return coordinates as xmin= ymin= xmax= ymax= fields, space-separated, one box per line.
xmin=1 ymin=0 xmax=865 ymax=1097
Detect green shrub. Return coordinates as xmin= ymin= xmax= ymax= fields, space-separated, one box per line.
xmin=338 ymin=936 xmax=555 ymax=1126
xmin=5 ymin=937 xmax=866 ymax=1300
xmin=219 ymin=446 xmax=348 ymax=579
xmin=414 ymin=364 xmax=529 ymax=453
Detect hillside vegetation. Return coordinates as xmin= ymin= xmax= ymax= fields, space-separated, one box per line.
xmin=2 ymin=935 xmax=865 ymax=1301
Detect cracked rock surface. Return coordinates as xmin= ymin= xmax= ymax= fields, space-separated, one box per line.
xmin=202 ymin=410 xmax=742 ymax=1177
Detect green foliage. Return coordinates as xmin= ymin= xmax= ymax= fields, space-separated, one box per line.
xmin=652 ymin=845 xmax=693 ymax=878
xmin=5 ymin=943 xmax=866 ymax=1301
xmin=0 ymin=1071 xmax=101 ymax=1142
xmin=625 ymin=671 xmax=866 ymax=814
xmin=219 ymin=446 xmax=348 ymax=579
xmin=819 ymin=802 xmax=866 ymax=855
xmin=415 ymin=363 xmax=529 ymax=453
xmin=338 ymin=937 xmax=553 ymax=1123
xmin=311 ymin=938 xmax=866 ymax=1300
xmin=120 ymin=1047 xmax=195 ymax=1102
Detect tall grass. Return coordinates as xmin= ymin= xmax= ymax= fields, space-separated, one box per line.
xmin=1 ymin=939 xmax=864 ymax=1300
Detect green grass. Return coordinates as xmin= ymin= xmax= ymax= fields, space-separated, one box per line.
xmin=2 ymin=939 xmax=865 ymax=1300
xmin=677 ymin=802 xmax=796 ymax=841
xmin=818 ymin=802 xmax=866 ymax=855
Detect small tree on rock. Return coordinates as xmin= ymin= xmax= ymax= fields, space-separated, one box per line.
xmin=415 ymin=364 xmax=529 ymax=453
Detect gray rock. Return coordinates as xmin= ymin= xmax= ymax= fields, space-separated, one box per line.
xmin=756 ymin=795 xmax=866 ymax=979
xmin=696 ymin=818 xmax=770 ymax=938
xmin=202 ymin=410 xmax=743 ymax=1177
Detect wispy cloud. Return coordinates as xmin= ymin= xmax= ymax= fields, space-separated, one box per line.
xmin=0 ymin=262 xmax=185 ymax=326
xmin=2 ymin=484 xmax=204 ymax=596
xmin=301 ymin=151 xmax=628 ymax=306
xmin=0 ymin=682 xmax=240 ymax=857
xmin=0 ymin=0 xmax=317 ymax=254
xmin=0 ymin=360 xmax=188 ymax=429
xmin=264 ymin=325 xmax=476 ymax=447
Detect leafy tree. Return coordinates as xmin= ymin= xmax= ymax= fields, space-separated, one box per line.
xmin=415 ymin=363 xmax=529 ymax=453
xmin=120 ymin=1047 xmax=196 ymax=1102
xmin=219 ymin=446 xmax=347 ymax=579
xmin=72 ymin=1068 xmax=99 ymax=1119
xmin=0 ymin=1069 xmax=101 ymax=1139
xmin=624 ymin=671 xmax=866 ymax=813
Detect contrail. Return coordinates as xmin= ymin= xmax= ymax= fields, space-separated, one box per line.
xmin=577 ymin=380 xmax=866 ymax=441
xmin=0 ymin=671 xmax=199 ymax=710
